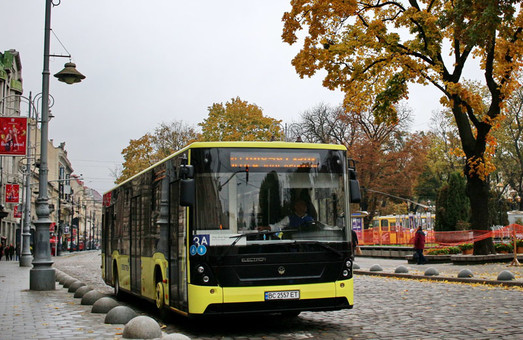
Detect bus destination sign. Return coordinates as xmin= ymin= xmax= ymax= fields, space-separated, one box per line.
xmin=230 ymin=152 xmax=319 ymax=168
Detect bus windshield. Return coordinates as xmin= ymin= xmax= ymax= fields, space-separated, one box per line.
xmin=192 ymin=148 xmax=349 ymax=246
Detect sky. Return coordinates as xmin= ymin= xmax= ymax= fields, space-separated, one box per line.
xmin=1 ymin=1 xmax=440 ymax=195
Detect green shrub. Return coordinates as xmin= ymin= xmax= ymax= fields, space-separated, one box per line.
xmin=427 ymin=248 xmax=450 ymax=255
xmin=447 ymin=246 xmax=461 ymax=254
xmin=514 ymin=239 xmax=523 ymax=247
xmin=494 ymin=243 xmax=513 ymax=253
xmin=459 ymin=243 xmax=474 ymax=251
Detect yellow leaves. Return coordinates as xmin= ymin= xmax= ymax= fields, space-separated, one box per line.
xmin=199 ymin=97 xmax=281 ymax=142
xmin=467 ymin=155 xmax=496 ymax=181
xmin=445 ymin=82 xmax=486 ymax=115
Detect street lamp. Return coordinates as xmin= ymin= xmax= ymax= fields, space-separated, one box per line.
xmin=30 ymin=0 xmax=85 ymax=291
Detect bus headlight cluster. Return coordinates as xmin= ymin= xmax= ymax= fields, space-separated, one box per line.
xmin=193 ymin=264 xmax=215 ymax=285
xmin=341 ymin=258 xmax=352 ymax=278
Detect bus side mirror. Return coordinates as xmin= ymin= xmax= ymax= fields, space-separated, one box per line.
xmin=180 ymin=178 xmax=195 ymax=207
xmin=348 ymin=168 xmax=361 ymax=204
xmin=350 ymin=179 xmax=361 ymax=204
xmin=179 ymin=161 xmax=195 ymax=206
xmin=179 ymin=164 xmax=194 ymax=179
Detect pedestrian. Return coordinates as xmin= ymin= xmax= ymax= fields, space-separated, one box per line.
xmin=413 ymin=225 xmax=427 ymax=265
xmin=9 ymin=244 xmax=15 ymax=261
xmin=9 ymin=244 xmax=14 ymax=261
xmin=0 ymin=243 xmax=3 ymax=260
xmin=5 ymin=244 xmax=11 ymax=261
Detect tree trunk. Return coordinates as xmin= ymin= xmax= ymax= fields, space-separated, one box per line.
xmin=466 ymin=175 xmax=495 ymax=254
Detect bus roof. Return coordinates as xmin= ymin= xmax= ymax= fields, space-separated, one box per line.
xmin=105 ymin=141 xmax=347 ymax=194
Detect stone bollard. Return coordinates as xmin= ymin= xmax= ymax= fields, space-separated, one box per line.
xmin=74 ymin=286 xmax=93 ymax=298
xmin=369 ymin=264 xmax=383 ymax=272
xmin=497 ymin=270 xmax=515 ymax=281
xmin=353 ymin=263 xmax=360 ymax=270
xmin=457 ymin=269 xmax=474 ymax=278
xmin=104 ymin=306 xmax=138 ymax=325
xmin=63 ymin=278 xmax=78 ymax=288
xmin=81 ymin=290 xmax=105 ymax=305
xmin=92 ymin=297 xmax=120 ymax=314
xmin=424 ymin=267 xmax=439 ymax=276
xmin=122 ymin=315 xmax=162 ymax=339
xmin=58 ymin=275 xmax=72 ymax=285
xmin=395 ymin=265 xmax=409 ymax=274
xmin=68 ymin=281 xmax=86 ymax=293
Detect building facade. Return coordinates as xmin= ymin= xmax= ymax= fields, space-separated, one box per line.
xmin=0 ymin=49 xmax=102 ymax=255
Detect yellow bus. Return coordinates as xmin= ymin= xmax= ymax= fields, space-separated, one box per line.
xmin=371 ymin=214 xmax=435 ymax=245
xmin=101 ymin=141 xmax=361 ymax=317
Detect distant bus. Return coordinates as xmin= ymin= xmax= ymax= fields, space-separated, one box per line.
xmin=370 ymin=214 xmax=435 ymax=244
xmin=372 ymin=214 xmax=435 ymax=232
xmin=101 ymin=141 xmax=361 ymax=317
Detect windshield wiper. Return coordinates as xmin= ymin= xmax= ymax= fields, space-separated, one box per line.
xmin=217 ymin=230 xmax=280 ymax=263
xmin=302 ymin=241 xmax=344 ymax=258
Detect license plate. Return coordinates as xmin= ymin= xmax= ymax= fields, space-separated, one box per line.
xmin=264 ymin=290 xmax=300 ymax=301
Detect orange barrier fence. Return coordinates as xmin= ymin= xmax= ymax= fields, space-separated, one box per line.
xmin=357 ymin=224 xmax=523 ymax=246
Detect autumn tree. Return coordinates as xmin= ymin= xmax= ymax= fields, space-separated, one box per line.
xmin=494 ymin=86 xmax=523 ymax=211
xmin=118 ymin=134 xmax=156 ymax=184
xmin=295 ymin=102 xmax=429 ymax=227
xmin=415 ymin=110 xmax=465 ymax=201
xmin=294 ymin=103 xmax=359 ymax=146
xmin=117 ymin=120 xmax=199 ymax=184
xmin=199 ymin=97 xmax=282 ymax=141
xmin=151 ymin=121 xmax=200 ymax=160
xmin=282 ymin=1 xmax=523 ymax=254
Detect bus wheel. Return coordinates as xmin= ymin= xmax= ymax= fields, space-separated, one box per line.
xmin=113 ymin=267 xmax=121 ymax=298
xmin=155 ymin=281 xmax=165 ymax=310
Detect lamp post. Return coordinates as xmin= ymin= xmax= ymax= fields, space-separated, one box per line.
xmin=30 ymin=0 xmax=85 ymax=291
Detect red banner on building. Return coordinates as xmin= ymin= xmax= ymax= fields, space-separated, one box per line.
xmin=103 ymin=192 xmax=112 ymax=207
xmin=13 ymin=205 xmax=22 ymax=218
xmin=5 ymin=183 xmax=20 ymax=203
xmin=0 ymin=116 xmax=27 ymax=156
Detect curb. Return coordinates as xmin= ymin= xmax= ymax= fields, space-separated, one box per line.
xmin=354 ymin=270 xmax=523 ymax=287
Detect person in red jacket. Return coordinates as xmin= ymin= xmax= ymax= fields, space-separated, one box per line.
xmin=413 ymin=225 xmax=427 ymax=265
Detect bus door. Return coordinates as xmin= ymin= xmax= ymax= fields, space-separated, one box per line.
xmin=169 ymin=181 xmax=188 ymax=310
xmin=130 ymin=195 xmax=142 ymax=294
xmin=103 ymin=206 xmax=114 ymax=282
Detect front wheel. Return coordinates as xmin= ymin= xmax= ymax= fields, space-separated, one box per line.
xmin=113 ymin=268 xmax=122 ymax=298
xmin=155 ymin=281 xmax=165 ymax=310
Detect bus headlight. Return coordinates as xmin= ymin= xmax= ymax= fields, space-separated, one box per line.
xmin=192 ymin=263 xmax=217 ymax=286
xmin=339 ymin=258 xmax=353 ymax=280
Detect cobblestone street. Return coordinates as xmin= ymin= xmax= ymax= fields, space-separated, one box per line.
xmin=52 ymin=251 xmax=523 ymax=339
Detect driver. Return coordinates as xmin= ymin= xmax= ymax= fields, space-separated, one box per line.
xmin=266 ymin=200 xmax=314 ymax=232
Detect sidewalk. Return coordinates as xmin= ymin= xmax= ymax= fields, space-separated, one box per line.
xmin=0 ymin=261 xmax=123 ymax=340
xmin=354 ymin=256 xmax=523 ymax=285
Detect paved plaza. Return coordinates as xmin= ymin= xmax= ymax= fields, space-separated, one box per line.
xmin=0 ymin=251 xmax=522 ymax=339
xmin=0 ymin=260 xmax=124 ymax=340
